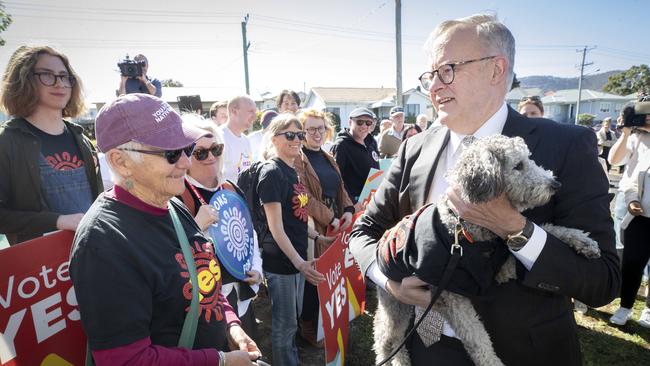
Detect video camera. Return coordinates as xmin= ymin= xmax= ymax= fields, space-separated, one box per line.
xmin=117 ymin=55 xmax=145 ymax=78
xmin=622 ymin=95 xmax=650 ymax=128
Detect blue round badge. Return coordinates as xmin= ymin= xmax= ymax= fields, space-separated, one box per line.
xmin=208 ymin=189 xmax=255 ymax=281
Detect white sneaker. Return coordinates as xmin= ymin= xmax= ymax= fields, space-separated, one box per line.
xmin=638 ymin=308 xmax=650 ymax=328
xmin=574 ymin=300 xmax=588 ymax=314
xmin=609 ymin=307 xmax=632 ymax=325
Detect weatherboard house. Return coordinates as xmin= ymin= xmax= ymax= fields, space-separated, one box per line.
xmin=541 ymin=89 xmax=634 ymax=124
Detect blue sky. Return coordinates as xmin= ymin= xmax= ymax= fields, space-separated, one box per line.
xmin=1 ymin=0 xmax=648 ymax=102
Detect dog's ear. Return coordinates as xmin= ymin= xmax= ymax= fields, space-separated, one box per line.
xmin=458 ymin=147 xmax=505 ymax=203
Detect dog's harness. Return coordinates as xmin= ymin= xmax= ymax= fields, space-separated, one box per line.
xmin=375 ymin=216 xmax=465 ymax=366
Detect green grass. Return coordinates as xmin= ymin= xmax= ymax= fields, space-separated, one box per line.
xmin=344 ymin=287 xmax=650 ymax=366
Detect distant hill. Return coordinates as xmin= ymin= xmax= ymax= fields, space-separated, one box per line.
xmin=519 ymin=70 xmax=622 ymax=94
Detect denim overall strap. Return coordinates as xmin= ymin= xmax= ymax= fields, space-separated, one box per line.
xmin=38 ymin=154 xmax=93 ymax=214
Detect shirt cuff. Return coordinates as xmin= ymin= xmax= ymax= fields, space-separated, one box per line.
xmin=509 ymin=223 xmax=547 ymax=271
xmin=366 ymin=262 xmax=389 ymax=291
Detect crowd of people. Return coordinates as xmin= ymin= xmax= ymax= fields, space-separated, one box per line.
xmin=0 ymin=12 xmax=649 ymax=366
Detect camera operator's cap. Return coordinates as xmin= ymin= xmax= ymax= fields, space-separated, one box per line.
xmin=95 ymin=93 xmax=208 ymax=153
xmin=260 ymin=110 xmax=279 ymax=129
xmin=349 ymin=107 xmax=376 ymax=120
xmin=390 ymin=106 xmax=404 ymax=116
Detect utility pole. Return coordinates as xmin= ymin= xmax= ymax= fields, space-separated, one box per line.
xmin=395 ymin=0 xmax=402 ymax=107
xmin=241 ymin=14 xmax=251 ymax=95
xmin=575 ymin=45 xmax=595 ymax=124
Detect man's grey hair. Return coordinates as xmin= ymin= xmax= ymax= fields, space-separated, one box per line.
xmin=424 ymin=13 xmax=515 ymax=91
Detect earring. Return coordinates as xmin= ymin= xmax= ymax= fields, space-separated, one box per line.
xmin=124 ymin=177 xmax=134 ymax=190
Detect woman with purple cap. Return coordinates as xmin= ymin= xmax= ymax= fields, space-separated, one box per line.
xmin=70 ymin=94 xmax=261 ymax=366
xmin=0 ymin=45 xmax=103 ymax=245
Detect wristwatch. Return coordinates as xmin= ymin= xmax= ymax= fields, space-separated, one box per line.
xmin=505 ymin=219 xmax=534 ymax=251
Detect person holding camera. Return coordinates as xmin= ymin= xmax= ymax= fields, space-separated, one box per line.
xmin=117 ymin=54 xmax=162 ymax=97
xmin=608 ymin=102 xmax=650 ymax=327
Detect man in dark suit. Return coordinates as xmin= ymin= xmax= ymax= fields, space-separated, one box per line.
xmin=349 ymin=14 xmax=620 ymax=365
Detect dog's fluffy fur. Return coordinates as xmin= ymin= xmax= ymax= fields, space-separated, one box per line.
xmin=374 ymin=135 xmax=600 ymax=366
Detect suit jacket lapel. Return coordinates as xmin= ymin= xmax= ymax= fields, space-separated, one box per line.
xmin=502 ymin=106 xmax=540 ymax=153
xmin=409 ymin=127 xmax=450 ymax=209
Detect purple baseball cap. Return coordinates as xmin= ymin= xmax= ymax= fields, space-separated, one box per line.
xmin=95 ymin=93 xmax=208 ymax=152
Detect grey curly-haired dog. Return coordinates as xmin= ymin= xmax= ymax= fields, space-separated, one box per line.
xmin=374 ymin=135 xmax=601 ymax=366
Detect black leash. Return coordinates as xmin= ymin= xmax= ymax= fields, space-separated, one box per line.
xmin=375 ymin=222 xmax=464 ymax=366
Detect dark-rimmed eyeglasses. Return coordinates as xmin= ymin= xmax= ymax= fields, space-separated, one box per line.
xmin=33 ymin=72 xmax=76 ymax=88
xmin=354 ymin=119 xmax=374 ymax=127
xmin=306 ymin=126 xmax=326 ymax=135
xmin=418 ymin=55 xmax=497 ymax=89
xmin=118 ymin=143 xmax=196 ymax=164
xmin=274 ymin=131 xmax=306 ymax=141
xmin=192 ymin=143 xmax=224 ymax=161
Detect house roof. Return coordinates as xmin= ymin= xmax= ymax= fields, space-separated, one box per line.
xmin=311 ymin=87 xmax=396 ymax=103
xmin=541 ymin=89 xmax=633 ymax=104
xmin=88 ymin=87 xmax=262 ymax=106
xmin=506 ymin=87 xmax=544 ymax=101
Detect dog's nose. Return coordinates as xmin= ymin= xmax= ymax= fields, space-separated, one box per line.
xmin=550 ymin=179 xmax=562 ymax=190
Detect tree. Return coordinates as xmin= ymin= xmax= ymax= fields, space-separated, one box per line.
xmin=0 ymin=1 xmax=12 ymax=47
xmin=603 ymin=65 xmax=650 ymax=96
xmin=161 ymin=79 xmax=184 ymax=87
xmin=577 ymin=113 xmax=595 ymax=128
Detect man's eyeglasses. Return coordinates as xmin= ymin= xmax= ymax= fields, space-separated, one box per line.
xmin=418 ymin=55 xmax=497 ymax=89
xmin=354 ymin=119 xmax=374 ymax=127
xmin=192 ymin=143 xmax=224 ymax=161
xmin=119 ymin=143 xmax=196 ymax=164
xmin=306 ymin=126 xmax=326 ymax=135
xmin=33 ymin=72 xmax=76 ymax=88
xmin=521 ymin=96 xmax=541 ymax=102
xmin=274 ymin=131 xmax=306 ymax=141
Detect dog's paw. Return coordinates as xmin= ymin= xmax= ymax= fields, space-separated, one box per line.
xmin=542 ymin=224 xmax=601 ymax=258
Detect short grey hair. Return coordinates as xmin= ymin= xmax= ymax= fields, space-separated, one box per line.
xmin=108 ymin=141 xmax=144 ymax=183
xmin=424 ymin=13 xmax=515 ymax=91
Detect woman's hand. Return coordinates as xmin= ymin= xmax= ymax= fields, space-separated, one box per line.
xmin=329 ymin=217 xmax=341 ymax=233
xmin=295 ymin=259 xmax=325 ymax=285
xmin=628 ymin=201 xmax=644 ymax=216
xmin=339 ymin=212 xmax=354 ymax=231
xmin=242 ymin=270 xmax=262 ymax=285
xmin=56 ymin=213 xmax=84 ymax=231
xmin=353 ymin=200 xmax=367 ymax=213
xmin=227 ymin=324 xmax=261 ymax=363
xmin=223 ymin=350 xmax=256 ymax=366
xmin=194 ymin=204 xmax=218 ymax=231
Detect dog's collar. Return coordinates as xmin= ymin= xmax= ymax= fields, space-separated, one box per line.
xmin=451 ymin=212 xmax=475 ymax=244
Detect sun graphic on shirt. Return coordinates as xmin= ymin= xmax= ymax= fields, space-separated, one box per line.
xmin=176 ymin=240 xmax=224 ymax=322
xmin=45 ymin=152 xmax=84 ymax=170
xmin=292 ymin=183 xmax=309 ymax=222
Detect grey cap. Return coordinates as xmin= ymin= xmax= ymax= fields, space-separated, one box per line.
xmin=390 ymin=106 xmax=404 ymax=116
xmin=349 ymin=107 xmax=376 ymax=119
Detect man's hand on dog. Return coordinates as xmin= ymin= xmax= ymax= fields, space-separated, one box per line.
xmin=446 ymin=186 xmax=526 ymax=239
xmin=386 ymin=276 xmax=432 ymax=308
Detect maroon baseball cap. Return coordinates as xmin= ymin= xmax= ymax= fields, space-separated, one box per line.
xmin=96 ymin=93 xmax=208 ymax=152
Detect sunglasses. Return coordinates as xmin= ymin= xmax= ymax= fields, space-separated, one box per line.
xmin=274 ymin=131 xmax=306 ymax=141
xmin=192 ymin=143 xmax=224 ymax=161
xmin=119 ymin=143 xmax=196 ymax=164
xmin=354 ymin=119 xmax=374 ymax=127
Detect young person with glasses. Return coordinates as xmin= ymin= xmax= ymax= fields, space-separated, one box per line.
xmin=177 ymin=113 xmax=263 ymax=340
xmin=258 ymin=113 xmax=326 ymax=366
xmin=0 ymin=45 xmax=103 ymax=245
xmin=293 ymin=108 xmax=354 ymax=347
xmin=331 ymin=108 xmax=380 ymax=208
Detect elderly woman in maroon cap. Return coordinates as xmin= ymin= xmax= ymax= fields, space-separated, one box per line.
xmin=70 ymin=94 xmax=261 ymax=366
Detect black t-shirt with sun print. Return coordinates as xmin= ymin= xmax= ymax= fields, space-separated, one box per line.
xmin=25 ymin=122 xmax=86 ymax=170
xmin=70 ymin=187 xmax=235 ymax=351
xmin=257 ymin=158 xmax=310 ymax=274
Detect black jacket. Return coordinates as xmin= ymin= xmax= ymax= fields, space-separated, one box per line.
xmin=330 ymin=129 xmax=379 ymax=202
xmin=0 ymin=118 xmax=103 ymax=244
xmin=350 ymin=107 xmax=620 ymax=366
